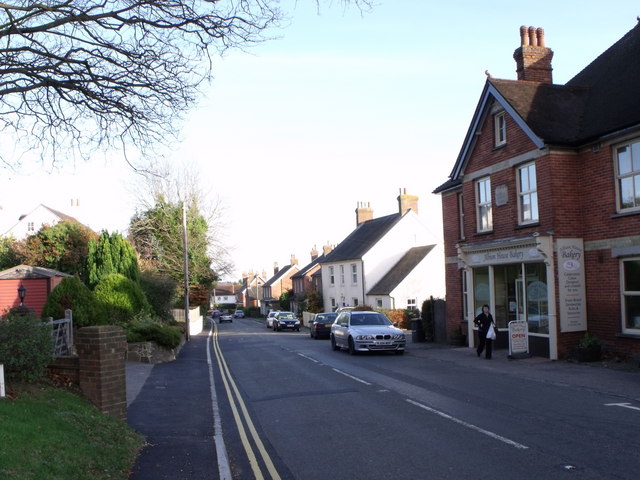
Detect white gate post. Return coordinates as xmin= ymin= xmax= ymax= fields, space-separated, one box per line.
xmin=0 ymin=364 xmax=5 ymax=398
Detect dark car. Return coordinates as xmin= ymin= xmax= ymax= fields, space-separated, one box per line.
xmin=273 ymin=311 xmax=300 ymax=331
xmin=310 ymin=312 xmax=337 ymax=339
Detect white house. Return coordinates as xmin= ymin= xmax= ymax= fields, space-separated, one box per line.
xmin=3 ymin=204 xmax=83 ymax=239
xmin=320 ymin=191 xmax=445 ymax=312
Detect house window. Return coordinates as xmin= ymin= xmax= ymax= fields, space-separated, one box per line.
xmin=621 ymin=258 xmax=640 ymax=334
xmin=351 ymin=264 xmax=357 ymax=284
xmin=329 ymin=266 xmax=335 ymax=285
xmin=27 ymin=221 xmax=35 ymax=232
xmin=458 ymin=193 xmax=465 ymax=240
xmin=376 ymin=298 xmax=383 ymax=308
xmin=352 ymin=298 xmax=359 ymax=307
xmin=616 ymin=140 xmax=640 ymax=211
xmin=340 ymin=265 xmax=345 ymax=285
xmin=330 ymin=297 xmax=336 ymax=309
xmin=476 ymin=177 xmax=493 ymax=232
xmin=340 ymin=296 xmax=346 ymax=307
xmin=518 ymin=163 xmax=539 ymax=223
xmin=407 ymin=298 xmax=416 ymax=310
xmin=494 ymin=112 xmax=506 ymax=147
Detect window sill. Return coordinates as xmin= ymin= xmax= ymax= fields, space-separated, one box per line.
xmin=473 ymin=230 xmax=494 ymax=237
xmin=492 ymin=143 xmax=507 ymax=151
xmin=616 ymin=332 xmax=640 ymax=339
xmin=515 ymin=221 xmax=540 ymax=230
xmin=611 ymin=209 xmax=640 ymax=219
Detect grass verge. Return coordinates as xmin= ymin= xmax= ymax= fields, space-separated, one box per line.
xmin=0 ymin=384 xmax=145 ymax=480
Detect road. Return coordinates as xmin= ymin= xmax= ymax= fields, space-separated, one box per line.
xmin=208 ymin=317 xmax=640 ymax=480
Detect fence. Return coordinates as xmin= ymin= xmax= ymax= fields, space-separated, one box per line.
xmin=44 ymin=309 xmax=74 ymax=356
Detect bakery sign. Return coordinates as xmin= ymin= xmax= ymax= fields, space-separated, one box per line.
xmin=557 ymin=238 xmax=587 ymax=332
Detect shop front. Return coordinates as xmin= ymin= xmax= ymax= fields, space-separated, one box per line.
xmin=458 ymin=235 xmax=557 ymax=359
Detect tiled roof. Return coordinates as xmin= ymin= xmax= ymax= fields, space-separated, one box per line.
xmin=493 ymin=22 xmax=640 ymax=146
xmin=0 ymin=264 xmax=73 ymax=279
xmin=367 ymin=246 xmax=435 ymax=295
xmin=291 ymin=254 xmax=324 ymax=279
xmin=322 ymin=213 xmax=401 ymax=263
xmin=264 ymin=264 xmax=297 ymax=287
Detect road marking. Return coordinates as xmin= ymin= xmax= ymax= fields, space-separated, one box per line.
xmin=297 ymin=353 xmax=319 ymax=363
xmin=605 ymin=402 xmax=640 ymax=412
xmin=332 ymin=368 xmax=372 ymax=385
xmin=206 ymin=326 xmax=232 ymax=480
xmin=406 ymin=399 xmax=529 ymax=450
xmin=211 ymin=322 xmax=282 ymax=480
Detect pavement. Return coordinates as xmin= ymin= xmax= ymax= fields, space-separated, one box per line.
xmin=125 ymin=319 xmax=640 ymax=479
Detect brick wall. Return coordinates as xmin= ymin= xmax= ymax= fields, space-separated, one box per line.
xmin=76 ymin=326 xmax=127 ymax=421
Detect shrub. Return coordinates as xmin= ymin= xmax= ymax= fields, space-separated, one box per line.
xmin=138 ymin=271 xmax=177 ymax=321
xmin=94 ymin=273 xmax=153 ymax=324
xmin=384 ymin=309 xmax=409 ymax=329
xmin=0 ymin=311 xmax=54 ymax=382
xmin=41 ymin=277 xmax=107 ymax=327
xmin=125 ymin=319 xmax=182 ymax=349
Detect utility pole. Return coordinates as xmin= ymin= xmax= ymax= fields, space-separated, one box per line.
xmin=182 ymin=201 xmax=190 ymax=342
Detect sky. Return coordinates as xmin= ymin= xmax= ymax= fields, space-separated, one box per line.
xmin=1 ymin=0 xmax=639 ymax=282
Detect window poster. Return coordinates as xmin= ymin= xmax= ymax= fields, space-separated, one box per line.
xmin=557 ymin=238 xmax=587 ymax=332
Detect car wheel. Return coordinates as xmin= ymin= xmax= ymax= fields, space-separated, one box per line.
xmin=331 ymin=335 xmax=340 ymax=351
xmin=348 ymin=337 xmax=357 ymax=355
xmin=395 ymin=349 xmax=404 ymax=355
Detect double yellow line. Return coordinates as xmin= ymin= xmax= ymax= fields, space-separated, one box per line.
xmin=210 ymin=322 xmax=281 ymax=480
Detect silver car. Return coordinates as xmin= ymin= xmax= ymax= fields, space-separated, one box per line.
xmin=331 ymin=311 xmax=406 ymax=355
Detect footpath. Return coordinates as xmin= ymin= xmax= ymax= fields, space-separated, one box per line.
xmin=125 ymin=321 xmax=640 ymax=479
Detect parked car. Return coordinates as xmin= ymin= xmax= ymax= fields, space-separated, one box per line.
xmin=266 ymin=310 xmax=279 ymax=328
xmin=273 ymin=311 xmax=300 ymax=331
xmin=234 ymin=310 xmax=245 ymax=318
xmin=330 ymin=310 xmax=406 ymax=355
xmin=310 ymin=312 xmax=337 ymax=339
xmin=220 ymin=312 xmax=233 ymax=323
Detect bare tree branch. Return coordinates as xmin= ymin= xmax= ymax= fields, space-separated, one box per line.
xmin=0 ymin=0 xmax=282 ymax=169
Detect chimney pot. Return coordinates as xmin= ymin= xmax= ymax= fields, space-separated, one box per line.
xmin=536 ymin=27 xmax=545 ymax=47
xmin=520 ymin=26 xmax=529 ymax=45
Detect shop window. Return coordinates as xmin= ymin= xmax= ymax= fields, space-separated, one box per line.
xmin=518 ymin=163 xmax=539 ymax=224
xmin=476 ymin=177 xmax=493 ymax=232
xmin=622 ymin=258 xmax=640 ymax=334
xmin=616 ymin=140 xmax=640 ymax=211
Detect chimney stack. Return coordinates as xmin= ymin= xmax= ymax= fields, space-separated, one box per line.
xmin=322 ymin=241 xmax=334 ymax=256
xmin=397 ymin=188 xmax=419 ymax=215
xmin=290 ymin=254 xmax=298 ymax=266
xmin=273 ymin=262 xmax=279 ymax=275
xmin=355 ymin=201 xmax=373 ymax=226
xmin=310 ymin=246 xmax=318 ymax=261
xmin=513 ymin=26 xmax=553 ymax=84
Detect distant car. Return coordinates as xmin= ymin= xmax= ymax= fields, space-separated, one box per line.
xmin=212 ymin=309 xmax=221 ymax=318
xmin=335 ymin=306 xmax=355 ymax=314
xmin=330 ymin=310 xmax=406 ymax=355
xmin=273 ymin=311 xmax=300 ymax=331
xmin=310 ymin=312 xmax=337 ymax=339
xmin=234 ymin=310 xmax=245 ymax=318
xmin=266 ymin=311 xmax=279 ymax=328
xmin=219 ymin=312 xmax=233 ymax=323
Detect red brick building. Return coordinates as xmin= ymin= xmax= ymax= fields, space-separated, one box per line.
xmin=434 ymin=23 xmax=640 ymax=360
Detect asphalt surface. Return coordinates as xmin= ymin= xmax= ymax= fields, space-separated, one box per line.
xmin=126 ymin=319 xmax=640 ymax=479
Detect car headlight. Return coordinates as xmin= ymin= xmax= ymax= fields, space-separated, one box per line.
xmin=356 ymin=334 xmax=375 ymax=340
xmin=393 ymin=334 xmax=405 ymax=340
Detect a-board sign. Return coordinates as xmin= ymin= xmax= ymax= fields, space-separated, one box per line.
xmin=508 ymin=320 xmax=529 ymax=357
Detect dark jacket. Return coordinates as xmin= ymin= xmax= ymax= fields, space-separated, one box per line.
xmin=474 ymin=312 xmax=494 ymax=335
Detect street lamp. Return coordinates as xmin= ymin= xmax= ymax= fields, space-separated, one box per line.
xmin=17 ymin=284 xmax=26 ymax=307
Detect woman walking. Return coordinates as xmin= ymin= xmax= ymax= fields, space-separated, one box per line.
xmin=474 ymin=304 xmax=496 ymax=359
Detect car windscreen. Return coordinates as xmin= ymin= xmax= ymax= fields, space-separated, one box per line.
xmin=316 ymin=314 xmax=336 ymax=322
xmin=279 ymin=313 xmax=294 ymax=319
xmin=350 ymin=313 xmax=391 ymax=326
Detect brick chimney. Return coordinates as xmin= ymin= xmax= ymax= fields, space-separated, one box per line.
xmin=310 ymin=246 xmax=318 ymax=261
xmin=273 ymin=262 xmax=279 ymax=275
xmin=355 ymin=201 xmax=373 ymax=226
xmin=513 ymin=26 xmax=554 ymax=84
xmin=290 ymin=254 xmax=298 ymax=266
xmin=397 ymin=188 xmax=419 ymax=215
xmin=322 ymin=241 xmax=334 ymax=256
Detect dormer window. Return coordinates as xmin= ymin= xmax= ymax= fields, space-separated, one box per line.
xmin=494 ymin=112 xmax=506 ymax=147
